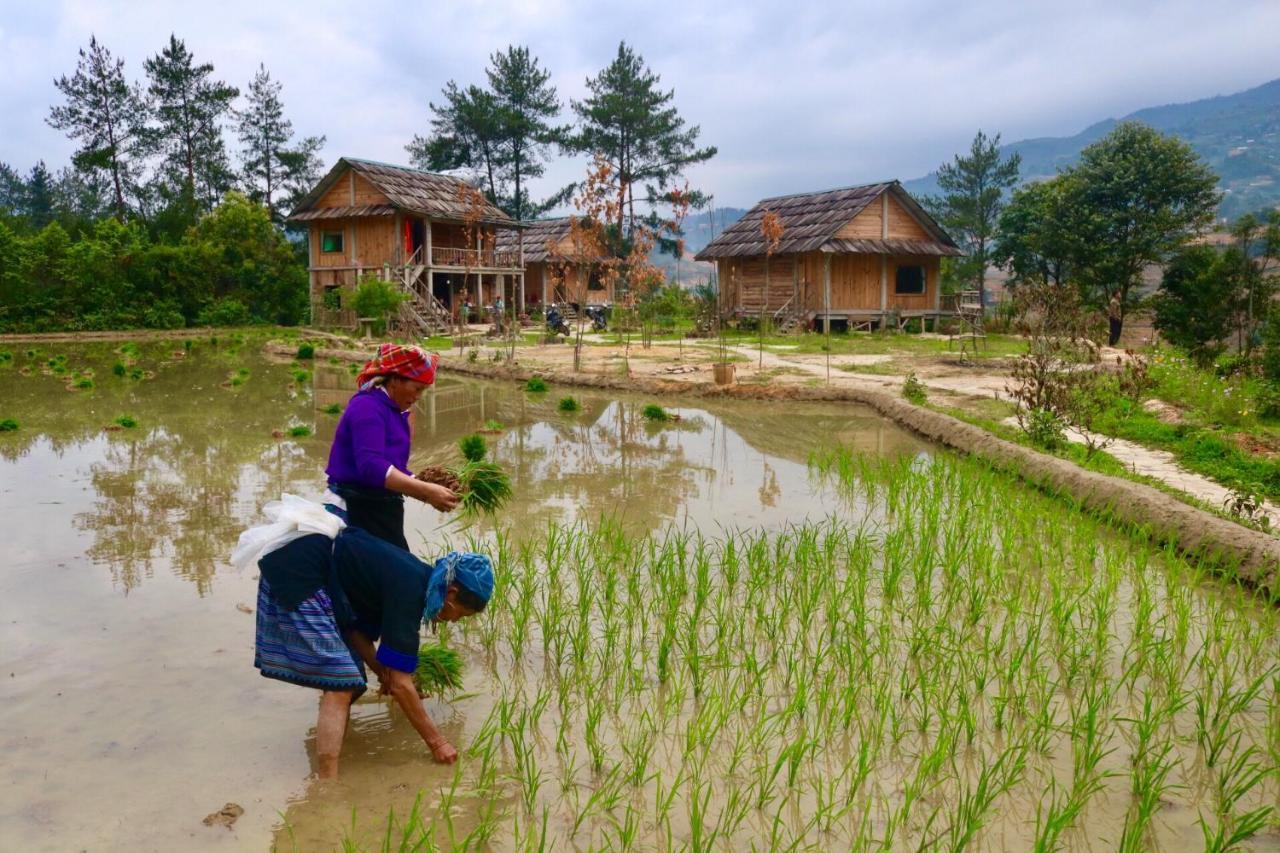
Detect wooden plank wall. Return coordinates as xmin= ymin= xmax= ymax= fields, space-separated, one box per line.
xmin=719 ymin=257 xmax=796 ymax=310
xmin=837 ymin=206 xmax=882 ymax=239
xmin=885 ymin=196 xmax=931 ymax=240
xmin=886 ymin=256 xmax=941 ymax=310
xmin=316 ymin=168 xmax=390 ymax=209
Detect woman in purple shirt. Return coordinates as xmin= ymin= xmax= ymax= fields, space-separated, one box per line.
xmin=326 ymin=344 xmax=458 ymax=548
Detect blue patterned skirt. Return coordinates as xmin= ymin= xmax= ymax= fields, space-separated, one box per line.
xmin=254 ymin=578 xmax=367 ymax=696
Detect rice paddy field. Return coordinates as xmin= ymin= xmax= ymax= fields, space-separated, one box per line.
xmin=0 ymin=339 xmax=1277 ymax=851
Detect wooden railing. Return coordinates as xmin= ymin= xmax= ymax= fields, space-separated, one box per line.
xmin=430 ymin=246 xmax=522 ymax=268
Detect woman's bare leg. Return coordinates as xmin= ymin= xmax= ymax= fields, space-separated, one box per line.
xmin=316 ymin=690 xmax=354 ymax=779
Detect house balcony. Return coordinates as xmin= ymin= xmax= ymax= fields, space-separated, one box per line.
xmin=428 ymin=246 xmax=523 ymax=271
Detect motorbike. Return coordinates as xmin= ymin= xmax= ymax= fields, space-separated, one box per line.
xmin=584 ymin=304 xmax=610 ymax=333
xmin=545 ymin=305 xmax=571 ymax=337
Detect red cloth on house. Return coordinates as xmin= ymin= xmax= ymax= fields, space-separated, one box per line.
xmin=355 ymin=344 xmax=438 ymax=388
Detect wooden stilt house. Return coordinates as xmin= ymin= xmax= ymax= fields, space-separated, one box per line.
xmin=694 ymin=181 xmax=963 ymax=331
xmin=495 ymin=217 xmax=613 ymax=309
xmin=287 ymin=157 xmax=525 ymax=333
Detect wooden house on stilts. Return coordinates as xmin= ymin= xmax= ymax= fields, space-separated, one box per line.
xmin=288 ymin=157 xmax=525 ymax=333
xmin=695 ymin=181 xmax=963 ymax=331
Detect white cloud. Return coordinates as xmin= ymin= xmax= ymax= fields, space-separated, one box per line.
xmin=1 ymin=0 xmax=1276 ymax=208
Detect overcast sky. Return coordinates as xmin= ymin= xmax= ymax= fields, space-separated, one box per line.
xmin=1 ymin=0 xmax=1277 ymax=211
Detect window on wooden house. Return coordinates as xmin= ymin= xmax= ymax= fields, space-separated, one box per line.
xmin=895 ymin=265 xmax=926 ymax=295
xmin=321 ymin=231 xmax=344 ymax=254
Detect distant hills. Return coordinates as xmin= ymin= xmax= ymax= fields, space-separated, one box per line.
xmin=903 ymin=76 xmax=1280 ymax=220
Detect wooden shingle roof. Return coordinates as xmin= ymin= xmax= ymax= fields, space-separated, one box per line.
xmin=694 ymin=181 xmax=961 ymax=260
xmin=494 ymin=217 xmax=573 ymax=262
xmin=288 ymin=157 xmax=517 ymax=226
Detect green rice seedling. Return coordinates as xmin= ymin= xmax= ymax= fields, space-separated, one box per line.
xmin=24 ymin=349 xmax=36 ymax=358
xmin=113 ymin=415 xmax=138 ymax=429
xmin=322 ymin=403 xmax=342 ymax=415
xmin=455 ymin=461 xmax=512 ymax=516
xmin=0 ymin=350 xmax=12 ymax=363
xmin=296 ymin=343 xmax=316 ymax=359
xmin=642 ymin=403 xmax=669 ymax=421
xmin=558 ymin=395 xmax=579 ymax=413
xmin=482 ymin=419 xmax=504 ymax=431
xmin=458 ymin=433 xmax=487 ymax=462
xmin=129 ymin=367 xmax=145 ymax=380
xmin=414 ymin=644 xmax=463 ymax=695
xmin=112 ymin=361 xmax=126 ymax=377
xmin=0 ymin=418 xmax=18 ymax=432
xmin=286 ymin=425 xmax=312 ymax=438
xmin=292 ymin=369 xmax=311 ymax=384
xmin=524 ymin=376 xmax=548 ymax=393
xmin=72 ymin=376 xmax=94 ymax=390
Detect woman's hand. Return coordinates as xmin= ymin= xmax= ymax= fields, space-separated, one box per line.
xmin=427 ymin=738 xmax=458 ymax=764
xmin=416 ymin=480 xmax=460 ymax=513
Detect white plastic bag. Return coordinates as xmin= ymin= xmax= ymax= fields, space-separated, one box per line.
xmin=230 ymin=493 xmax=346 ymax=571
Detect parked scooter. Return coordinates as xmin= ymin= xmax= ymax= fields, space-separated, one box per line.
xmin=584 ymin=304 xmax=610 ymax=333
xmin=545 ymin=305 xmax=571 ymax=337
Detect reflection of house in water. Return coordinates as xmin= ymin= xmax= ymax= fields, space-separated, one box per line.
xmin=712 ymin=403 xmax=926 ymax=465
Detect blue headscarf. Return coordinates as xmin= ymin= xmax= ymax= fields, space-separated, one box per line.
xmin=423 ymin=551 xmax=495 ymax=621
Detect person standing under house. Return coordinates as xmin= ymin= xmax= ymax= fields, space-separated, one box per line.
xmin=326 ymin=344 xmax=458 ymax=550
xmin=1108 ymin=292 xmax=1123 ymax=347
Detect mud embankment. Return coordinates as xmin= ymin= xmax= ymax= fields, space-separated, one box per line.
xmin=283 ymin=342 xmax=1280 ymax=592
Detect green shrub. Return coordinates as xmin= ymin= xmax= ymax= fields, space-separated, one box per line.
xmin=524 ymin=376 xmax=548 ymax=393
xmin=901 ymin=373 xmax=927 ymax=405
xmin=296 ymin=343 xmax=316 ymax=360
xmin=351 ymin=276 xmax=408 ymax=334
xmin=0 ymin=418 xmax=18 ymax=432
xmin=114 ymin=415 xmax=138 ymax=429
xmin=196 ymin=298 xmax=252 ymax=327
xmin=558 ymin=396 xmax=580 ymax=413
xmin=642 ymin=404 xmax=669 ymax=421
xmin=1024 ymin=408 xmax=1066 ymax=450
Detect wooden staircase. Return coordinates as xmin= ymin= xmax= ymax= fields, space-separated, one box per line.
xmin=390 ymin=247 xmax=450 ymax=338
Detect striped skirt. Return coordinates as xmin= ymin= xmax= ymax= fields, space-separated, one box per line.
xmin=254 ymin=579 xmax=366 ymax=695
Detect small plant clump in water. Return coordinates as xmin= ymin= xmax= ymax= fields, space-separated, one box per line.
xmin=524 ymin=376 xmax=548 ymax=393
xmin=414 ymin=644 xmax=463 ymax=695
xmin=481 ymin=419 xmax=504 ymax=432
xmin=0 ymin=418 xmax=18 ymax=432
xmin=641 ymin=404 xmax=670 ymax=421
xmin=113 ymin=415 xmax=138 ymax=429
xmin=71 ymin=376 xmax=94 ymax=390
xmin=558 ymin=396 xmax=580 ymax=413
xmin=902 ymin=372 xmax=927 ymax=404
xmin=287 ymin=425 xmax=312 ymax=438
xmin=0 ymin=350 xmax=12 ymax=363
xmin=323 ymin=403 xmax=343 ymax=415
xmin=225 ymin=368 xmax=251 ymax=388
xmin=292 ymin=369 xmax=311 ymax=384
xmin=296 ymin=343 xmax=316 ymax=359
xmin=458 ymin=433 xmax=487 ymax=462
xmin=129 ymin=367 xmax=146 ymax=381
xmin=112 ymin=361 xmax=127 ymax=377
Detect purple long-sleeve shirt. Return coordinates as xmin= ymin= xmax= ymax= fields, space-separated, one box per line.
xmin=325 ymin=388 xmax=411 ymax=489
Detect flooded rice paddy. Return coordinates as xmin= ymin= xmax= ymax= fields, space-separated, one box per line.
xmin=0 ymin=339 xmax=1276 ymax=851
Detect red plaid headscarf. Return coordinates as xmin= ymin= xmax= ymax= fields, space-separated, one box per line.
xmin=355 ymin=344 xmax=438 ymax=389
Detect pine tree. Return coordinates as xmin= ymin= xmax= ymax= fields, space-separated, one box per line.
xmin=235 ymin=64 xmax=324 ymax=223
xmin=144 ymin=34 xmax=238 ymax=211
xmin=0 ymin=164 xmax=25 ymax=219
xmin=487 ymin=46 xmax=569 ymax=221
xmin=408 ymin=82 xmax=505 ymax=203
xmin=571 ymin=42 xmax=716 ymax=233
xmin=26 ymin=162 xmax=55 ymax=229
xmin=929 ymin=131 xmax=1021 ymax=309
xmin=47 ymin=36 xmax=149 ymax=218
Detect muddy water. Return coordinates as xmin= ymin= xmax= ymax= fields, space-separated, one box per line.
xmin=0 ymin=341 xmax=924 ymax=851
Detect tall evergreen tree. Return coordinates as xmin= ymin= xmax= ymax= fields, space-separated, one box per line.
xmin=235 ymin=64 xmax=324 ymax=223
xmin=928 ymin=130 xmax=1021 ymax=308
xmin=487 ymin=46 xmax=569 ymax=221
xmin=572 ymin=42 xmax=716 ymax=233
xmin=408 ymin=82 xmax=505 ymax=204
xmin=47 ymin=36 xmax=149 ymax=218
xmin=26 ymin=162 xmax=55 ymax=229
xmin=144 ymin=34 xmax=238 ymax=212
xmin=0 ymin=163 xmax=25 ymax=219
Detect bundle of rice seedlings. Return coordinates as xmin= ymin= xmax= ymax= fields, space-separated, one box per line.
xmin=558 ymin=396 xmax=579 ymax=413
xmin=414 ymin=644 xmax=463 ymax=695
xmin=456 ymin=460 xmax=512 ymax=515
xmin=524 ymin=376 xmax=548 ymax=393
